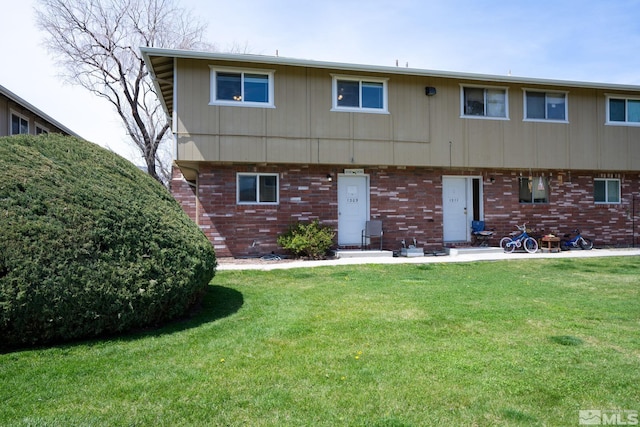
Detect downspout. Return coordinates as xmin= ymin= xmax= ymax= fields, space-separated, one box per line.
xmin=633 ymin=195 xmax=636 ymax=248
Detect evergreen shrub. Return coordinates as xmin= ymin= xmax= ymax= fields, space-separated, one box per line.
xmin=0 ymin=134 xmax=216 ymax=350
xmin=277 ymin=220 xmax=335 ymax=259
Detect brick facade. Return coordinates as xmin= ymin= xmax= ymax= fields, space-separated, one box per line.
xmin=172 ymin=164 xmax=640 ymax=258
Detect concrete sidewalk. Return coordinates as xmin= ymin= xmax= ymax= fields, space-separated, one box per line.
xmin=217 ymin=247 xmax=640 ymax=271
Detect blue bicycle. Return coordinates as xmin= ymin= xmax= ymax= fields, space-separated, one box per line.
xmin=560 ymin=229 xmax=593 ymax=250
xmin=500 ymin=223 xmax=539 ymax=253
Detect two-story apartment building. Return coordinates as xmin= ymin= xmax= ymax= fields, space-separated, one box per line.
xmin=142 ymin=47 xmax=640 ymax=257
xmin=1 ymin=84 xmax=79 ymax=138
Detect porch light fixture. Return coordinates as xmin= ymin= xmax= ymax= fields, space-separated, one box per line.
xmin=326 ymin=174 xmax=333 ymax=182
xmin=425 ymin=86 xmax=437 ymax=96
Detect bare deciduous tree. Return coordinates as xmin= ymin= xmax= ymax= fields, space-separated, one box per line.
xmin=35 ymin=0 xmax=211 ymax=184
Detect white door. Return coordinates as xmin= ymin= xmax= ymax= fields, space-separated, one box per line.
xmin=442 ymin=177 xmax=470 ymax=242
xmin=338 ymin=175 xmax=369 ymax=246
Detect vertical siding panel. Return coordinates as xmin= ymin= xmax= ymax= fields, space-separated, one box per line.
xmin=569 ymin=88 xmax=598 ymax=169
xmin=428 ymin=79 xmax=462 ymax=167
xmin=267 ymin=66 xmax=308 ymax=138
xmin=467 ymin=120 xmax=504 ymax=167
xmin=536 ymin=124 xmax=569 ymax=169
xmin=391 ymin=75 xmax=430 ymax=142
xmin=309 ymin=68 xmax=350 ymax=140
xmin=602 ymin=126 xmax=629 ymax=169
xmin=0 ymin=96 xmax=8 ymax=135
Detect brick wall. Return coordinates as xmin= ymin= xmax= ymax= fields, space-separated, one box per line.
xmin=484 ymin=171 xmax=640 ymax=246
xmin=171 ymin=165 xmax=640 ymax=257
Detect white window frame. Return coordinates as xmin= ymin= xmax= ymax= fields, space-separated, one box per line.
xmin=460 ymin=84 xmax=509 ymax=120
xmin=605 ymin=94 xmax=640 ymax=127
xmin=236 ymin=173 xmax=279 ymax=205
xmin=210 ymin=66 xmax=275 ymax=108
xmin=594 ymin=178 xmax=621 ymax=204
xmin=523 ymin=89 xmax=569 ymax=123
xmin=331 ymin=74 xmax=389 ymax=114
xmin=10 ymin=110 xmax=29 ymax=135
xmin=35 ymin=122 xmax=49 ymax=135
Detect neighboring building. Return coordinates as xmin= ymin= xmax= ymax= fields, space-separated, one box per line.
xmin=142 ymin=47 xmax=640 ymax=257
xmin=0 ymin=84 xmax=80 ymax=137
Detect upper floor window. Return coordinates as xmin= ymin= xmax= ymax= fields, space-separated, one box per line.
xmin=606 ymin=95 xmax=640 ymax=125
xmin=524 ymin=90 xmax=567 ymax=122
xmin=35 ymin=123 xmax=49 ymax=135
xmin=460 ymin=85 xmax=508 ymax=119
xmin=237 ymin=173 xmax=279 ymax=205
xmin=210 ymin=66 xmax=275 ymax=107
xmin=10 ymin=112 xmax=29 ymax=135
xmin=331 ymin=75 xmax=388 ymax=113
xmin=519 ymin=176 xmax=549 ymax=204
xmin=594 ymin=178 xmax=620 ymax=204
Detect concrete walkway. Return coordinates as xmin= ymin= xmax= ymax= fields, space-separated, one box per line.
xmin=217 ymin=247 xmax=640 ymax=271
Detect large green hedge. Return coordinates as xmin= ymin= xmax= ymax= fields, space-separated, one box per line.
xmin=0 ymin=134 xmax=216 ymax=350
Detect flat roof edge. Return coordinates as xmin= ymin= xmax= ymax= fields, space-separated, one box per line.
xmin=0 ymin=84 xmax=82 ymax=138
xmin=140 ymin=47 xmax=640 ymax=92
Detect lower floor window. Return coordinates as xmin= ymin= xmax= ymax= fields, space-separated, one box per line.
xmin=594 ymin=178 xmax=620 ymax=203
xmin=237 ymin=173 xmax=278 ymax=204
xmin=519 ymin=176 xmax=549 ymax=203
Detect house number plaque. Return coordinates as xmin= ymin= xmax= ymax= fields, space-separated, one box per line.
xmin=344 ymin=168 xmax=365 ymax=175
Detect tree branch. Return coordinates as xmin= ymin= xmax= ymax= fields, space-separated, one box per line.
xmin=35 ymin=0 xmax=210 ymax=185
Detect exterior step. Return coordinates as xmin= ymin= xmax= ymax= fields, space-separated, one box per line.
xmin=335 ymin=250 xmax=394 ymax=259
xmin=446 ymin=246 xmax=504 ymax=256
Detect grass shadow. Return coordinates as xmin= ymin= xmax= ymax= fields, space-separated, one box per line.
xmin=127 ymin=284 xmax=245 ymax=338
xmin=199 ymin=284 xmax=245 ymax=320
xmin=4 ymin=285 xmax=245 ymax=353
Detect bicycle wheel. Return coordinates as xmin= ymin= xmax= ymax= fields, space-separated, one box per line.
xmin=499 ymin=237 xmax=512 ymax=251
xmin=505 ymin=238 xmax=517 ymax=253
xmin=523 ymin=237 xmax=538 ymax=253
xmin=579 ymin=238 xmax=593 ymax=250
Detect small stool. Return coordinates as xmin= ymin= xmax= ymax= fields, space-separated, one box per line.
xmin=541 ymin=236 xmax=561 ymax=253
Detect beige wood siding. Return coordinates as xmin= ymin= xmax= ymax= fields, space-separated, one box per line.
xmin=173 ymin=58 xmax=640 ymax=171
xmin=0 ymin=93 xmax=76 ymax=137
xmin=390 ymin=75 xmax=431 ymax=143
xmin=0 ymin=97 xmax=8 ymax=136
xmin=569 ymin=89 xmax=599 ymax=169
xmin=602 ymin=126 xmax=631 ymax=169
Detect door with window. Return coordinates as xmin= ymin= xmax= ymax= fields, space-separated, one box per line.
xmin=338 ymin=175 xmax=369 ymax=246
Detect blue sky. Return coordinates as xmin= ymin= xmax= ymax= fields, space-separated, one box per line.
xmin=3 ymin=0 xmax=640 ymax=164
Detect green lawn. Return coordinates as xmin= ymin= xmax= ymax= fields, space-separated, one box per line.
xmin=1 ymin=257 xmax=639 ymax=426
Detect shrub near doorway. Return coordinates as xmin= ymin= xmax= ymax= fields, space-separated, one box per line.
xmin=277 ymin=220 xmax=335 ymax=259
xmin=0 ymin=134 xmax=216 ymax=350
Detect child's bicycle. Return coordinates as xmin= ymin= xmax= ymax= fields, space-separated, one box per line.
xmin=500 ymin=223 xmax=539 ymax=253
xmin=560 ymin=229 xmax=593 ymax=250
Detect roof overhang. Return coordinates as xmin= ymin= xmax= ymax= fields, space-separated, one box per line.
xmin=141 ymin=46 xmax=640 ymax=120
xmin=143 ymin=53 xmax=175 ymax=118
xmin=0 ymin=84 xmax=82 ymax=138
